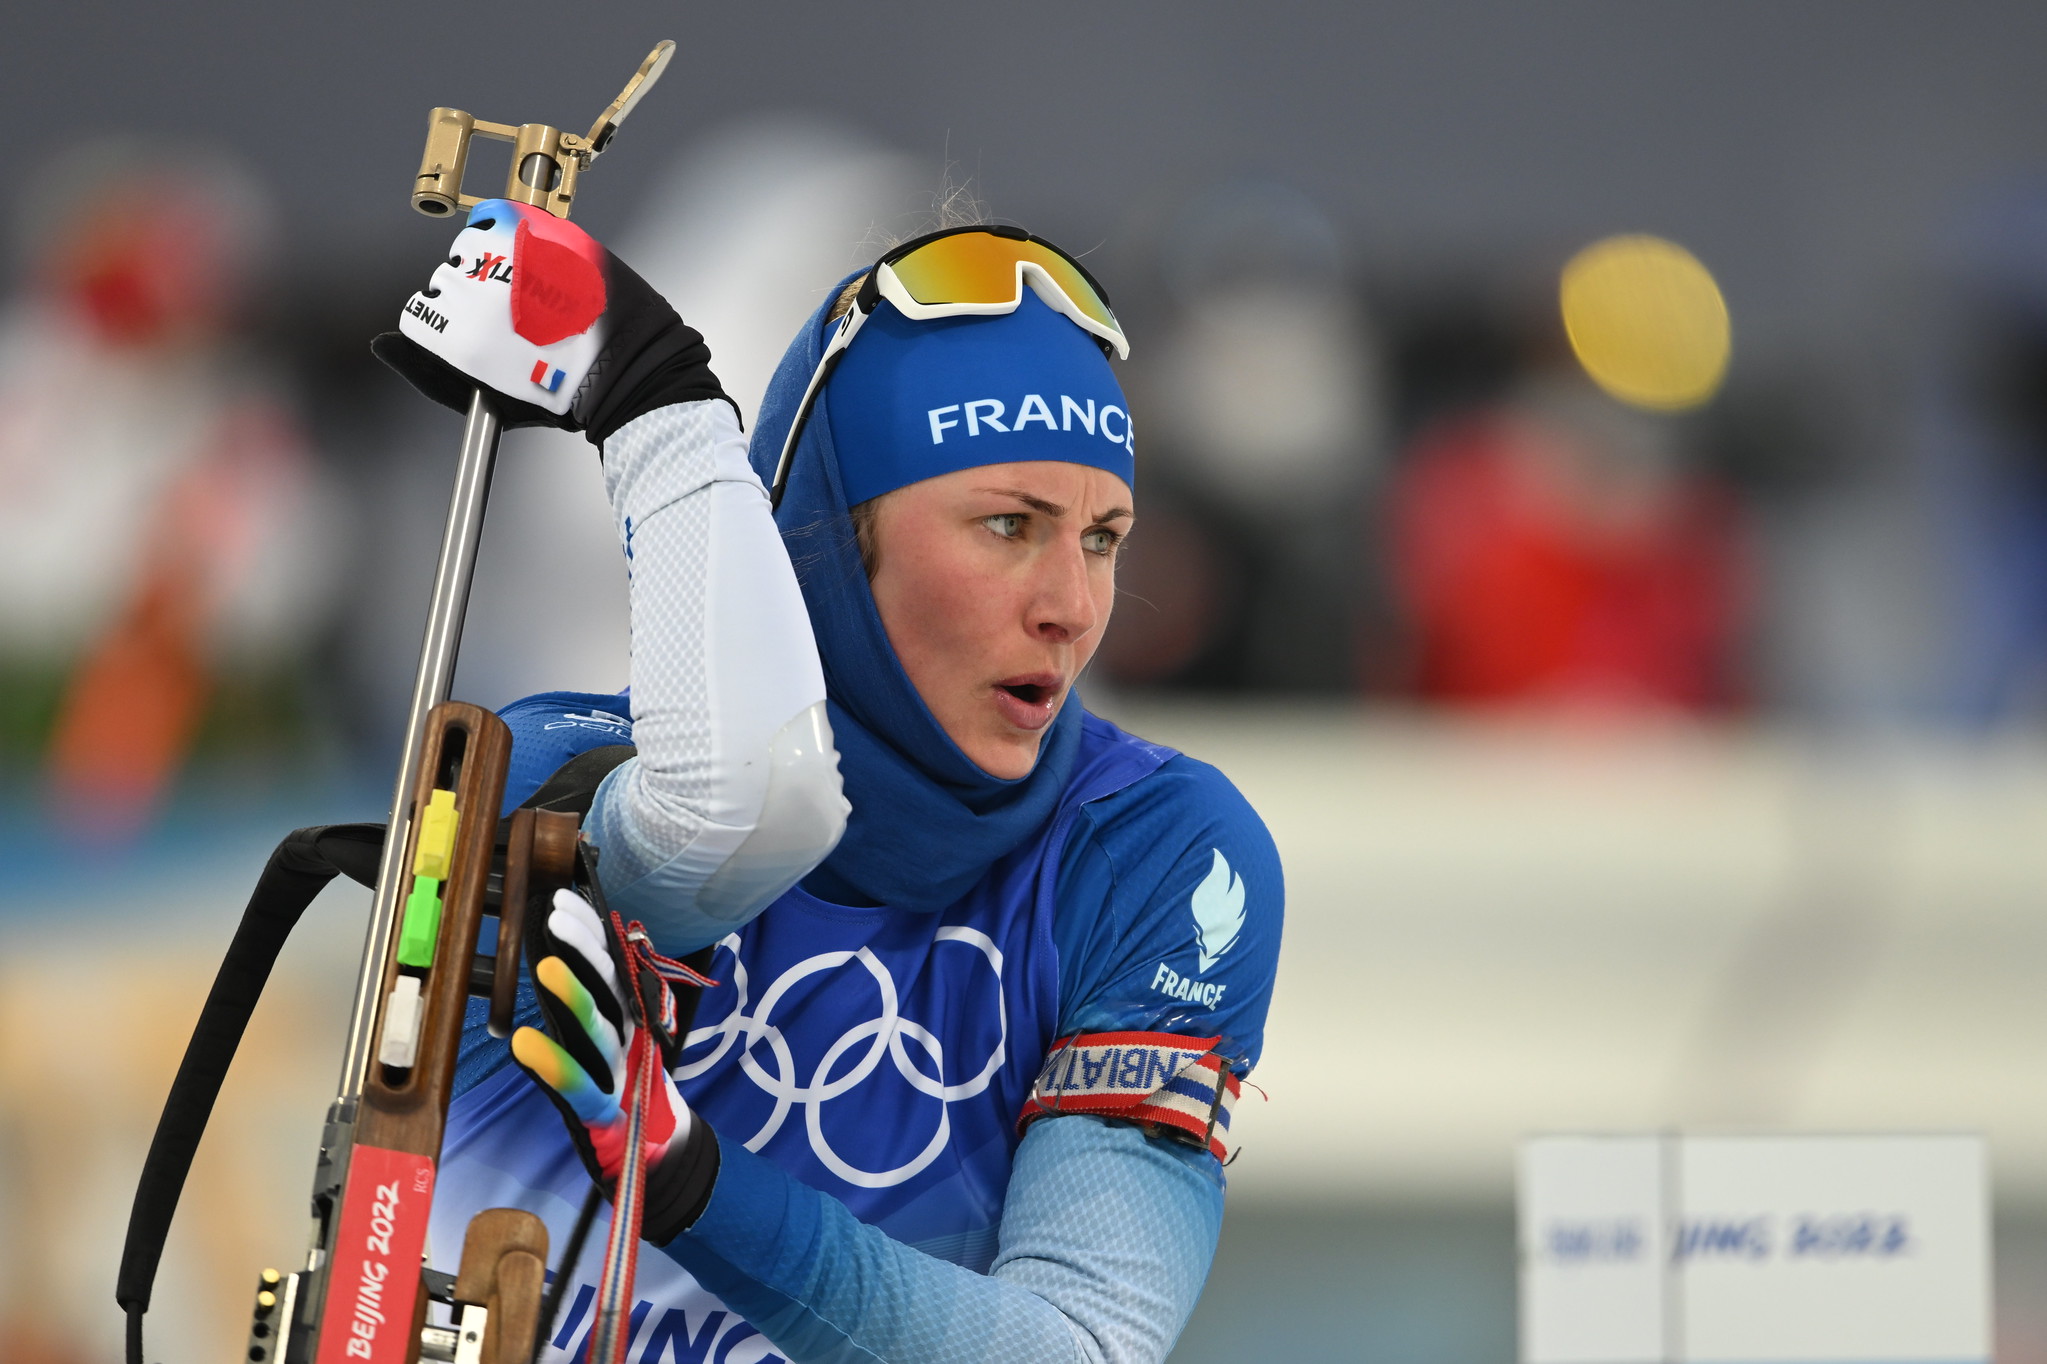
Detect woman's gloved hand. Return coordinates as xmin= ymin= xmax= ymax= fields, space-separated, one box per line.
xmin=511 ymin=888 xmax=720 ymax=1242
xmin=373 ymin=198 xmax=728 ymax=446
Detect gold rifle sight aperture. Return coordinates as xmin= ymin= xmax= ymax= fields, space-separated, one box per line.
xmin=411 ymin=40 xmax=675 ymax=222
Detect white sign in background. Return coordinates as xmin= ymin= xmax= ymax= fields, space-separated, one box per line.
xmin=1519 ymin=1134 xmax=1990 ymax=1364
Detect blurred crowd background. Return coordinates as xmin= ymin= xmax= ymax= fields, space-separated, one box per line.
xmin=8 ymin=4 xmax=2047 ymax=1361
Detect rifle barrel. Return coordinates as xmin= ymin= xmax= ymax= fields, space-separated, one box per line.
xmin=337 ymin=390 xmax=504 ymax=1098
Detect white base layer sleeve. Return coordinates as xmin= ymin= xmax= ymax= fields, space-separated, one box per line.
xmin=581 ymin=401 xmax=847 ymax=951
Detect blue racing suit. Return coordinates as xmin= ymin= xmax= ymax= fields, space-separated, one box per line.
xmin=431 ymin=690 xmax=1282 ymax=1364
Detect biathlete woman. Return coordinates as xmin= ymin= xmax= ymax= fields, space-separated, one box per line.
xmin=375 ymin=201 xmax=1284 ymax=1364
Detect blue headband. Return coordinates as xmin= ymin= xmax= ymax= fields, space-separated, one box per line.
xmin=823 ymin=290 xmax=1134 ymax=506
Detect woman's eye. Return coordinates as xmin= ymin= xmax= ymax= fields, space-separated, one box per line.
xmin=984 ymin=513 xmax=1026 ymax=539
xmin=1082 ymin=528 xmax=1120 ymax=556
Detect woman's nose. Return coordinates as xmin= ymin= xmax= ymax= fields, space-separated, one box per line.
xmin=1029 ymin=543 xmax=1099 ymax=644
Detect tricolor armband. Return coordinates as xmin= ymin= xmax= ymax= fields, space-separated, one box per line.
xmin=1017 ymin=1031 xmax=1242 ymax=1163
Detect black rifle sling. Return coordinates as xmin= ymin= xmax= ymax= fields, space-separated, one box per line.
xmin=116 ymin=822 xmax=386 ymax=1356
xmin=523 ymin=743 xmax=636 ymax=816
xmin=117 ymin=744 xmax=638 ymax=1362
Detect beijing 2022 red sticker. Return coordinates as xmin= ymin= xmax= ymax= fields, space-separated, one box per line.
xmin=315 ymin=1144 xmax=437 ymax=1364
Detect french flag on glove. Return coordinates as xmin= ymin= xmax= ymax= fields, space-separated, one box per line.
xmin=1017 ymin=1031 xmax=1244 ymax=1163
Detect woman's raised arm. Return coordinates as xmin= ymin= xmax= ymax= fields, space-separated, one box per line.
xmin=585 ymin=398 xmax=847 ymax=948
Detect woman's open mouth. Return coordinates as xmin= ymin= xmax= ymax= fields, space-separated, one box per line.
xmin=991 ymin=675 xmax=1062 ymax=731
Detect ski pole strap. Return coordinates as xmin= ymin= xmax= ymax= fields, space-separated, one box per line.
xmin=589 ymin=1022 xmax=655 ymax=1364
xmin=578 ymin=835 xmax=717 ymax=1364
xmin=1016 ymin=1031 xmax=1244 ymax=1163
xmin=115 ymin=823 xmax=386 ymax=1361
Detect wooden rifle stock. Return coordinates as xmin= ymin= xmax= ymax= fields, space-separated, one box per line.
xmin=275 ymin=704 xmax=581 ymax=1364
xmin=117 ymin=41 xmax=677 ymax=1364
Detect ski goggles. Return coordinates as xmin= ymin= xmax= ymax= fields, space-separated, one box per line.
xmin=768 ymin=226 xmax=1126 ymax=507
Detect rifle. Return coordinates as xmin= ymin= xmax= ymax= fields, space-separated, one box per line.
xmin=115 ymin=41 xmax=678 ymax=1364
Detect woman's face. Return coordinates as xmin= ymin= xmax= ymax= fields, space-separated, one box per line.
xmin=867 ymin=460 xmax=1134 ymax=779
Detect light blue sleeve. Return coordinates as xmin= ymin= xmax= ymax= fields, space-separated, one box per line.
xmin=658 ymin=1115 xmax=1221 ymax=1363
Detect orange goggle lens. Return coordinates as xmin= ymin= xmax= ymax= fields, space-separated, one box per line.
xmin=882 ymin=231 xmax=1121 ymax=341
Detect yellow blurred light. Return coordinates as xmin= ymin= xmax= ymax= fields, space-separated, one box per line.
xmin=1559 ymin=234 xmax=1730 ymax=411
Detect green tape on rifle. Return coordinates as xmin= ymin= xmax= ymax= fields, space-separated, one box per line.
xmin=398 ymin=875 xmax=444 ymax=968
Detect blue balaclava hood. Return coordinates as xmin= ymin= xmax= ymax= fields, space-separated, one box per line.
xmin=748 ymin=276 xmax=1131 ymax=913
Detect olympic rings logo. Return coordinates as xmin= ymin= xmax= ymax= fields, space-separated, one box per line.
xmin=676 ymin=926 xmax=1007 ymax=1189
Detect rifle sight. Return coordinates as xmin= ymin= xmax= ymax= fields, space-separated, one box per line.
xmin=411 ymin=40 xmax=674 ymax=221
